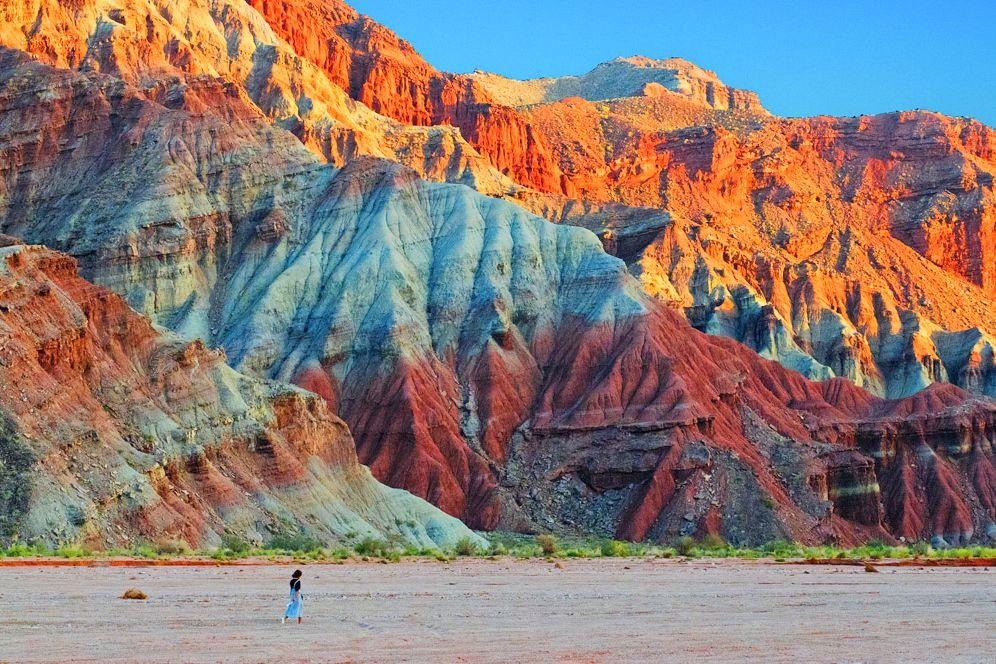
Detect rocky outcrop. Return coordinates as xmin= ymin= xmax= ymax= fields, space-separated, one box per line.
xmin=0 ymin=242 xmax=477 ymax=549
xmin=469 ymin=56 xmax=768 ymax=113
xmin=244 ymin=0 xmax=569 ymax=194
xmin=48 ymin=143 xmax=985 ymax=546
xmin=0 ymin=0 xmax=513 ymax=193
xmin=507 ymin=102 xmax=996 ymax=399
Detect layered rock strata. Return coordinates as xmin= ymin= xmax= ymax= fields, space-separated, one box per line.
xmin=0 ymin=0 xmax=513 ymax=193
xmin=240 ymin=0 xmax=996 ymax=400
xmin=0 ymin=0 xmax=993 ymax=547
xmin=48 ymin=144 xmax=988 ymax=545
xmin=0 ymin=241 xmax=477 ymax=549
xmin=7 ymin=0 xmax=994 ymax=400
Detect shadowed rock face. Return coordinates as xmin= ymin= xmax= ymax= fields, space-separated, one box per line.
xmin=0 ymin=0 xmax=994 ymax=546
xmin=0 ymin=241 xmax=478 ymax=549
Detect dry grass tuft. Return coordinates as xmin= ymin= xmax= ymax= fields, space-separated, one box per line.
xmin=121 ymin=588 xmax=148 ymax=600
xmin=864 ymin=562 xmax=879 ymax=573
xmin=537 ymin=534 xmax=558 ymax=556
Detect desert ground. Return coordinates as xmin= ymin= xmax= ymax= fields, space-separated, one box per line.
xmin=0 ymin=558 xmax=992 ymax=663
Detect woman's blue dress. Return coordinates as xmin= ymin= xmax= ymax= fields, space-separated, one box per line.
xmin=285 ymin=579 xmax=302 ymax=619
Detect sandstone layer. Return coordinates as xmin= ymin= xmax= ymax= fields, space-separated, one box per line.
xmin=514 ymin=105 xmax=996 ymax=399
xmin=244 ymin=0 xmax=569 ymax=193
xmin=0 ymin=242 xmax=477 ymax=549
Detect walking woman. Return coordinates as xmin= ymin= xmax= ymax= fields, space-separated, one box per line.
xmin=282 ymin=569 xmax=303 ymax=624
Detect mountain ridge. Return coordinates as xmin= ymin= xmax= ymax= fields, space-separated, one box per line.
xmin=0 ymin=0 xmax=993 ymax=546
xmin=468 ymin=56 xmax=768 ymax=113
xmin=232 ymin=0 xmax=996 ymax=400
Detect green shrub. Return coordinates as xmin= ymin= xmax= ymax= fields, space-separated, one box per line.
xmin=402 ymin=545 xmax=427 ymax=557
xmin=354 ymin=537 xmax=391 ymax=557
xmin=600 ymin=540 xmax=630 ymax=557
xmin=268 ymin=534 xmax=322 ymax=553
xmin=131 ymin=544 xmax=159 ymax=559
xmin=760 ymin=539 xmax=792 ymax=554
xmin=455 ymin=537 xmax=479 ymax=556
xmin=910 ymin=540 xmax=933 ymax=557
xmin=537 ymin=534 xmax=558 ymax=556
xmin=219 ymin=532 xmax=250 ymax=556
xmin=54 ymin=544 xmax=89 ymax=559
xmin=675 ymin=536 xmax=696 ymax=556
xmin=155 ymin=540 xmax=192 ymax=556
xmin=2 ymin=543 xmax=47 ymax=557
xmin=699 ymin=533 xmax=726 ymax=550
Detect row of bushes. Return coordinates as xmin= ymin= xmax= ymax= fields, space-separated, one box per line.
xmin=2 ymin=534 xmax=994 ymax=562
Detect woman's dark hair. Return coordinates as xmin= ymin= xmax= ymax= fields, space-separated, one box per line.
xmin=292 ymin=569 xmax=302 ymax=578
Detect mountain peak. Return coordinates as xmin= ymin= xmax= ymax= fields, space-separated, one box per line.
xmin=469 ymin=55 xmax=767 ymax=113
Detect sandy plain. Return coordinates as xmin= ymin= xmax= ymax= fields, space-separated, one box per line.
xmin=0 ymin=558 xmax=992 ymax=663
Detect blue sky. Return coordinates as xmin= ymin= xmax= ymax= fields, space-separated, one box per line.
xmin=349 ymin=0 xmax=996 ymax=126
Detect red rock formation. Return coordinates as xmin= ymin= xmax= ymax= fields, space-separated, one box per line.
xmin=240 ymin=0 xmax=996 ymax=400
xmin=0 ymin=0 xmax=513 ymax=193
xmin=0 ymin=241 xmax=477 ymax=549
xmin=512 ymin=305 xmax=995 ymax=545
xmin=508 ymin=101 xmax=996 ymax=399
xmin=139 ymin=152 xmax=990 ymax=546
xmin=0 ymin=0 xmax=994 ymax=548
xmin=245 ymin=0 xmax=569 ymax=193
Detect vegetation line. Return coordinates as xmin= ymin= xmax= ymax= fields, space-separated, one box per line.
xmin=1 ymin=533 xmax=993 ymax=564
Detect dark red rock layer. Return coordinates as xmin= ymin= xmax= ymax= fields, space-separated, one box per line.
xmin=489 ymin=305 xmax=996 ymax=545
